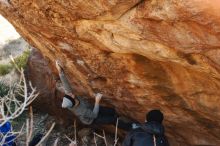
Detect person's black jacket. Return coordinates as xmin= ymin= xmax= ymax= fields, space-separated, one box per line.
xmin=122 ymin=121 xmax=169 ymax=146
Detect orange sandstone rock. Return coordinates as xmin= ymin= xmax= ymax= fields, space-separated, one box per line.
xmin=1 ymin=0 xmax=220 ymax=145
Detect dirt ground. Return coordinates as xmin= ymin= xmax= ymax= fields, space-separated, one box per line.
xmin=12 ymin=108 xmax=76 ymax=145
xmin=12 ymin=107 xmax=122 ymax=146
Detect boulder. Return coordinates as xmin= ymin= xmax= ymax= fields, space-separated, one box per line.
xmin=1 ymin=0 xmax=220 ymax=145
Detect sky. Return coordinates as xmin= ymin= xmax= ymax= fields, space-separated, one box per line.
xmin=0 ymin=15 xmax=20 ymax=46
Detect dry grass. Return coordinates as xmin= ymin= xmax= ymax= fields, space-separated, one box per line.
xmin=0 ymin=63 xmax=12 ymax=75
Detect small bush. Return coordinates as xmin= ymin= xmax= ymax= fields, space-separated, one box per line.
xmin=0 ymin=64 xmax=13 ymax=76
xmin=12 ymin=50 xmax=30 ymax=69
xmin=0 ymin=81 xmax=9 ymax=97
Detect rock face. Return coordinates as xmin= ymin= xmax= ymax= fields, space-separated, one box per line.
xmin=1 ymin=0 xmax=220 ymax=145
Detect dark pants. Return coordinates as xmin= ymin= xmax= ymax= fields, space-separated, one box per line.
xmin=92 ymin=106 xmax=132 ymax=131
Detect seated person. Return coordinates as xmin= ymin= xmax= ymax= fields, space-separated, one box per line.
xmin=123 ymin=110 xmax=169 ymax=146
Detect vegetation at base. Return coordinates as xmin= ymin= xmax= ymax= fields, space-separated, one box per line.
xmin=0 ymin=81 xmax=9 ymax=97
xmin=0 ymin=63 xmax=13 ymax=75
xmin=12 ymin=50 xmax=30 ymax=69
xmin=0 ymin=50 xmax=30 ymax=76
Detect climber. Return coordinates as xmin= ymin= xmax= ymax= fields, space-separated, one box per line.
xmin=55 ymin=60 xmax=132 ymax=130
xmin=122 ymin=110 xmax=169 ymax=146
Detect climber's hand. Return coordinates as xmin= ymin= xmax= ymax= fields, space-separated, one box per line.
xmin=68 ymin=93 xmax=76 ymax=99
xmin=55 ymin=60 xmax=63 ymax=72
xmin=95 ymin=93 xmax=102 ymax=103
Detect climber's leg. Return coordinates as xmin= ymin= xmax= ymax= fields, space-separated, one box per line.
xmin=93 ymin=114 xmax=116 ymax=125
xmin=98 ymin=106 xmax=116 ymax=116
xmin=117 ymin=120 xmax=133 ymax=131
xmin=93 ymin=106 xmax=117 ymax=125
xmin=92 ymin=106 xmax=133 ymax=131
xmin=93 ymin=115 xmax=133 ymax=131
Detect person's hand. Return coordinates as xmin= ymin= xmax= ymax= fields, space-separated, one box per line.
xmin=95 ymin=93 xmax=102 ymax=103
xmin=55 ymin=60 xmax=63 ymax=72
xmin=132 ymin=123 xmax=140 ymax=129
xmin=68 ymin=93 xmax=75 ymax=99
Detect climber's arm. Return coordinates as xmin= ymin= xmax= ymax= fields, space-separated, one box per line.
xmin=59 ymin=70 xmax=73 ymax=95
xmin=83 ymin=93 xmax=102 ymax=119
xmin=56 ymin=61 xmax=73 ymax=95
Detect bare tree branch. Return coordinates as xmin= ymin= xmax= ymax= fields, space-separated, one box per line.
xmin=114 ymin=118 xmax=119 ymax=146
xmin=0 ymin=56 xmax=39 ymax=126
xmin=93 ymin=130 xmax=108 ymax=146
xmin=36 ymin=122 xmax=56 ymax=146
